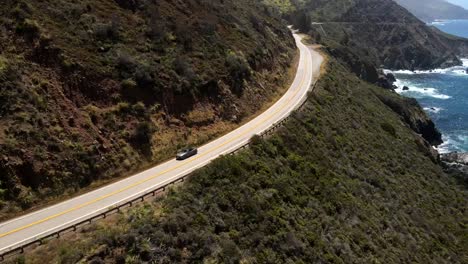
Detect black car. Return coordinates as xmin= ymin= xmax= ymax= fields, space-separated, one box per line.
xmin=176 ymin=147 xmax=198 ymax=160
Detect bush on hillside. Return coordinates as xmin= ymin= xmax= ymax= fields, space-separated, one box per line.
xmin=15 ymin=18 xmax=40 ymax=40
xmin=132 ymin=121 xmax=154 ymax=156
xmin=226 ymin=52 xmax=251 ymax=95
xmin=94 ymin=16 xmax=120 ymax=41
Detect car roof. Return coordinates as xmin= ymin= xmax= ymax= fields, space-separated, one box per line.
xmin=180 ymin=148 xmax=192 ymax=151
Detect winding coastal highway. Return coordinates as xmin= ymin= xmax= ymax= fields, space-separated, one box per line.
xmin=0 ymin=32 xmax=323 ymax=257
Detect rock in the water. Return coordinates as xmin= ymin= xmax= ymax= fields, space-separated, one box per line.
xmin=403 ymin=86 xmax=409 ymax=91
xmin=465 ymin=68 xmax=468 ymax=74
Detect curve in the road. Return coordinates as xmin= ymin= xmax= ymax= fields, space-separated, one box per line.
xmin=0 ymin=31 xmax=324 ymax=256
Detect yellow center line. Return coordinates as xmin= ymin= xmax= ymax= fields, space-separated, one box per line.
xmin=0 ymin=46 xmax=312 ymax=239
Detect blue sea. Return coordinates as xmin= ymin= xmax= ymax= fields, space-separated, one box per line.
xmin=385 ymin=20 xmax=468 ymax=153
xmin=431 ymin=19 xmax=468 ymax=38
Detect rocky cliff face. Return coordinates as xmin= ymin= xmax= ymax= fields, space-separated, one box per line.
xmin=295 ymin=0 xmax=466 ymax=71
xmin=375 ymin=92 xmax=443 ymax=146
xmin=284 ymin=0 xmax=468 ymax=99
xmin=286 ymin=0 xmax=450 ymax=148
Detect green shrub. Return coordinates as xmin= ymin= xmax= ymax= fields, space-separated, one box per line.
xmin=132 ymin=102 xmax=146 ymax=116
xmin=132 ymin=121 xmax=154 ymax=156
xmin=94 ymin=16 xmax=120 ymax=41
xmin=0 ymin=56 xmax=10 ymax=80
xmin=15 ymin=19 xmax=40 ymax=40
xmin=381 ymin=122 xmax=397 ymax=137
xmin=226 ymin=52 xmax=251 ymax=94
xmin=173 ymin=56 xmax=195 ymax=82
xmin=117 ymin=102 xmax=131 ymax=114
xmin=121 ymin=78 xmax=138 ymax=98
xmin=134 ymin=64 xmax=154 ymax=89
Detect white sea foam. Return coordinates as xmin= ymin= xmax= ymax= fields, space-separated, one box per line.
xmin=430 ymin=19 xmax=452 ymax=26
xmin=402 ymin=87 xmax=450 ymax=99
xmin=393 ymin=80 xmax=451 ymax=100
xmin=453 ymin=69 xmax=468 ymax=75
xmin=462 ymin=58 xmax=468 ymax=67
xmin=385 ymin=59 xmax=468 ymax=77
xmin=436 ymin=137 xmax=453 ymax=154
xmin=436 ymin=134 xmax=468 ymax=154
xmin=386 ymin=57 xmax=468 ymax=153
xmin=423 ymin=107 xmax=444 ymax=114
xmin=387 ymin=69 xmax=416 ymax=75
xmin=457 ymin=134 xmax=468 ymax=143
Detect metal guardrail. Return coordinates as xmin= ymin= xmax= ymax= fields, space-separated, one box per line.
xmin=0 ymin=84 xmax=316 ymax=261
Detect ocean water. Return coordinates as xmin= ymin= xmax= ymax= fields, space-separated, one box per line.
xmin=385 ymin=20 xmax=468 ymax=153
xmin=385 ymin=59 xmax=468 ymax=153
xmin=430 ymin=19 xmax=468 ymax=38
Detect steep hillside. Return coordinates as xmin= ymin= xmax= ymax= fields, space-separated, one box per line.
xmin=16 ymin=59 xmax=468 ymax=264
xmin=291 ymin=0 xmax=468 ymax=72
xmin=394 ymin=0 xmax=468 ymax=22
xmin=7 ymin=1 xmax=467 ymax=263
xmin=0 ymin=0 xmax=295 ymax=217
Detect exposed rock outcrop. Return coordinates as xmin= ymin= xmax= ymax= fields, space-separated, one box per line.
xmin=376 ymin=70 xmax=396 ymax=89
xmin=376 ymin=94 xmax=443 ymax=146
xmin=386 ymin=73 xmax=396 ymax=83
xmin=441 ymin=152 xmax=468 ymax=165
xmin=296 ymin=0 xmax=468 ymax=71
xmin=441 ymin=152 xmax=468 ymax=188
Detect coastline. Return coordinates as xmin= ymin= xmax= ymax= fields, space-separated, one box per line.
xmin=429 ymin=19 xmax=468 ymax=38
xmin=386 ymin=60 xmax=468 ymax=181
xmin=384 ymin=58 xmax=468 ymax=154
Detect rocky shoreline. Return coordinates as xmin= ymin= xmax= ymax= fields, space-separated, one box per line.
xmin=440 ymin=152 xmax=468 ymax=186
xmin=374 ymin=70 xmax=444 ymax=146
xmin=381 ymin=70 xmax=468 ymax=184
xmin=441 ymin=152 xmax=468 ymax=165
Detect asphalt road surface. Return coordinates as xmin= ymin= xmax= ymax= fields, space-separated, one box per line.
xmin=0 ymin=31 xmax=324 ymax=256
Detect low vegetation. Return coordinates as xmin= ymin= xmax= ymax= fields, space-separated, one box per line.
xmin=4 ymin=1 xmax=467 ymax=263
xmin=0 ymin=0 xmax=295 ymax=217
xmin=16 ymin=59 xmax=467 ymax=263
